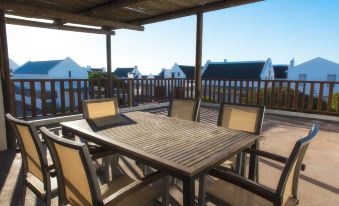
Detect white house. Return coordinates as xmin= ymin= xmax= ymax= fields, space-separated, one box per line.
xmin=288 ymin=57 xmax=339 ymax=82
xmin=288 ymin=57 xmax=339 ymax=97
xmin=13 ymin=57 xmax=88 ymax=79
xmin=112 ymin=66 xmax=142 ymax=79
xmin=160 ymin=63 xmax=196 ymax=78
xmin=12 ymin=57 xmax=88 ymax=113
xmin=9 ymin=59 xmax=19 ymax=76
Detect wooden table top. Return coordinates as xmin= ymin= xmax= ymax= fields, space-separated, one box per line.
xmin=61 ymin=111 xmax=259 ymax=178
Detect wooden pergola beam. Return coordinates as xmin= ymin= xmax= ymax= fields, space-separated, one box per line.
xmin=195 ymin=13 xmax=203 ymax=99
xmin=0 ymin=9 xmax=15 ymax=149
xmin=0 ymin=2 xmax=144 ymax=31
xmin=129 ymin=0 xmax=262 ymax=25
xmin=6 ymin=18 xmax=115 ymax=35
xmin=79 ymin=0 xmax=145 ymax=15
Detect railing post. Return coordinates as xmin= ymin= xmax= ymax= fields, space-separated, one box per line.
xmin=128 ymin=79 xmax=133 ymax=107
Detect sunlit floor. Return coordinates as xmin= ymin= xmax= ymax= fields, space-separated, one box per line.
xmin=1 ymin=106 xmax=339 ymax=205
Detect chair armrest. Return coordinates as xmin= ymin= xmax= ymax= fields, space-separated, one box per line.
xmin=103 ymin=171 xmax=165 ymax=205
xmin=208 ymin=168 xmax=276 ymax=203
xmin=244 ymin=149 xmax=306 ymax=171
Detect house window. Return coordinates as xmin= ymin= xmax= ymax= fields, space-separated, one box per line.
xmin=298 ymin=74 xmax=306 ymax=81
xmin=327 ymin=74 xmax=336 ymax=81
xmin=172 ymin=72 xmax=175 ymax=78
xmin=68 ymin=71 xmax=72 ymax=78
xmin=178 ymin=72 xmax=180 ymax=77
xmin=327 ymin=74 xmax=336 ymax=87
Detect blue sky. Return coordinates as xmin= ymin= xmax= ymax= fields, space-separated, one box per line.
xmin=6 ymin=0 xmax=339 ymax=75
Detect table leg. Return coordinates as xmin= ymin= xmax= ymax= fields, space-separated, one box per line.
xmin=198 ymin=175 xmax=206 ymax=206
xmin=248 ymin=139 xmax=259 ymax=182
xmin=183 ymin=176 xmax=195 ymax=206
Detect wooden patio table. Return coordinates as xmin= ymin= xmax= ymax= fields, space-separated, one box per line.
xmin=61 ymin=111 xmax=260 ymax=206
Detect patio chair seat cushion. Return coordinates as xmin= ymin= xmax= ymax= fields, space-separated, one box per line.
xmin=206 ymin=179 xmax=272 ymax=206
xmin=101 ymin=175 xmax=161 ymax=206
xmin=26 ymin=173 xmax=58 ymax=198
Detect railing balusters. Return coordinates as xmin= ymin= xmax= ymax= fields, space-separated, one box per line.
xmin=301 ymin=82 xmax=306 ymax=112
xmin=293 ymin=82 xmax=299 ymax=110
xmin=239 ymin=80 xmax=243 ymax=104
xmin=326 ymin=83 xmax=334 ymax=112
xmin=20 ymin=81 xmax=26 ymax=119
xmin=233 ymin=80 xmax=237 ymax=103
xmin=77 ymin=80 xmax=82 ymax=111
xmin=317 ymin=82 xmax=324 ymax=112
xmin=223 ymin=80 xmax=226 ymax=102
xmin=69 ymin=80 xmax=74 ymax=113
xmin=285 ymin=81 xmax=291 ymax=109
xmin=308 ymin=82 xmax=314 ymax=111
xmin=256 ymin=80 xmax=261 ymax=105
xmin=84 ymin=80 xmax=88 ymax=100
xmin=60 ymin=81 xmax=65 ymax=113
xmin=51 ymin=80 xmax=56 ymax=114
xmin=41 ymin=81 xmax=47 ymax=115
xmin=251 ymin=80 xmax=255 ymax=105
xmin=245 ymin=80 xmax=249 ymax=104
xmin=228 ymin=80 xmax=231 ymax=103
xmin=29 ymin=81 xmax=37 ymax=117
xmin=270 ymin=81 xmax=275 ymax=108
xmin=278 ymin=81 xmax=283 ymax=109
xmin=263 ymin=81 xmax=268 ymax=106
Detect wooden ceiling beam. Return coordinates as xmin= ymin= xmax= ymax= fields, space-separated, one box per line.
xmin=0 ymin=2 xmax=144 ymax=31
xmin=129 ymin=0 xmax=262 ymax=25
xmin=6 ymin=17 xmax=115 ymax=35
xmin=79 ymin=0 xmax=146 ymax=15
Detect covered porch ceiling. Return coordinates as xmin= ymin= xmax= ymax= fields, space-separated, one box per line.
xmin=0 ymin=0 xmax=261 ymax=33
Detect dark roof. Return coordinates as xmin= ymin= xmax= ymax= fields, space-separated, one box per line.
xmin=273 ymin=65 xmax=288 ymax=79
xmin=14 ymin=59 xmax=63 ymax=74
xmin=202 ymin=62 xmax=265 ymax=79
xmin=112 ymin=68 xmax=134 ymax=77
xmin=178 ymin=65 xmax=195 ymax=78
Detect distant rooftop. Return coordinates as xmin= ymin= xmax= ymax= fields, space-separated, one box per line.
xmin=14 ymin=59 xmax=63 ymax=74
xmin=178 ymin=65 xmax=195 ymax=78
xmin=273 ymin=65 xmax=288 ymax=79
xmin=113 ymin=68 xmax=135 ymax=77
xmin=202 ymin=61 xmax=265 ymax=79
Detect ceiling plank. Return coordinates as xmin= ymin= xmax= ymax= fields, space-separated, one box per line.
xmin=6 ymin=17 xmax=115 ymax=35
xmin=0 ymin=2 xmax=144 ymax=31
xmin=79 ymin=0 xmax=146 ymax=15
xmin=129 ymin=0 xmax=263 ymax=25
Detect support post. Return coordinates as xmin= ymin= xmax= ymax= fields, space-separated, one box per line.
xmin=106 ymin=34 xmax=112 ymax=97
xmin=0 ymin=9 xmax=16 ymax=149
xmin=195 ymin=12 xmax=203 ymax=99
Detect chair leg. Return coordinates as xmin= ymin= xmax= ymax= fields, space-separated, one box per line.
xmin=198 ymin=175 xmax=206 ymax=206
xmin=20 ymin=184 xmax=27 ymax=206
xmin=162 ymin=176 xmax=170 ymax=206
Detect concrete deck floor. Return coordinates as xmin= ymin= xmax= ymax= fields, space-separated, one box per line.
xmin=1 ymin=106 xmax=339 ymax=205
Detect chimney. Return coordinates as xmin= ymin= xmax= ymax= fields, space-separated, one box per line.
xmin=290 ymin=58 xmax=295 ymax=68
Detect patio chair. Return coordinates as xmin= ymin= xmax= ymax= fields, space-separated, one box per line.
xmin=5 ymin=114 xmax=57 ymax=206
xmin=205 ymin=124 xmax=320 ymax=206
xmin=83 ymin=97 xmax=120 ymax=128
xmin=217 ymin=103 xmax=265 ymax=174
xmin=168 ymin=98 xmax=201 ymax=122
xmin=82 ymin=98 xmax=122 ymax=181
xmin=40 ymin=127 xmax=169 ymax=206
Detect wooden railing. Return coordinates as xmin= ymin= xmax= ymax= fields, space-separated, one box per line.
xmin=11 ymin=78 xmax=339 ymax=119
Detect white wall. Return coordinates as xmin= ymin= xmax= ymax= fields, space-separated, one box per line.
xmin=288 ymin=58 xmax=339 ymax=96
xmin=0 ymin=75 xmax=7 ymax=151
xmin=168 ymin=63 xmax=187 ymax=78
xmin=49 ymin=57 xmax=88 ymax=79
xmin=288 ymin=58 xmax=339 ymax=81
xmin=260 ymin=58 xmax=275 ymax=80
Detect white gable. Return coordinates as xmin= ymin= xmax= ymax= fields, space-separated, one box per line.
xmin=288 ymin=57 xmax=339 ymax=81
